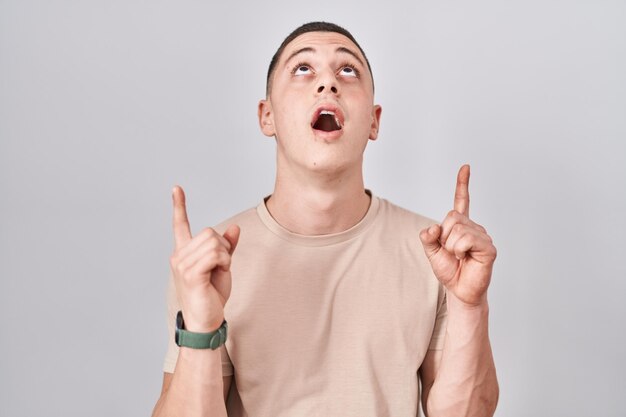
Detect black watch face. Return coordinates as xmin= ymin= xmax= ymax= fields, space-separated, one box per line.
xmin=175 ymin=311 xmax=184 ymax=345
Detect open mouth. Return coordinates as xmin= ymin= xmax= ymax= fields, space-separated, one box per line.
xmin=311 ymin=109 xmax=343 ymax=132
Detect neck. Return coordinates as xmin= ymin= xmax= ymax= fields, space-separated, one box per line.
xmin=265 ymin=158 xmax=371 ymax=235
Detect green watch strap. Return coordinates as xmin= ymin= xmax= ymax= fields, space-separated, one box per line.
xmin=175 ymin=311 xmax=228 ymax=350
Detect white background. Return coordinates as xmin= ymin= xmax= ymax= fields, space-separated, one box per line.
xmin=1 ymin=1 xmax=625 ymax=416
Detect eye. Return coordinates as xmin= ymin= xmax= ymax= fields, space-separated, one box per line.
xmin=339 ymin=65 xmax=358 ymax=77
xmin=293 ymin=63 xmax=312 ymax=75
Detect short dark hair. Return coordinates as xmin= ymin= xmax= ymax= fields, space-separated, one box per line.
xmin=266 ymin=21 xmax=374 ymax=96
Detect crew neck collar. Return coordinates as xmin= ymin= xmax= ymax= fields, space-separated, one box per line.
xmin=256 ymin=190 xmax=380 ymax=247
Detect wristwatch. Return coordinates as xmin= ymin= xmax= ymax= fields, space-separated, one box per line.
xmin=175 ymin=311 xmax=228 ymax=349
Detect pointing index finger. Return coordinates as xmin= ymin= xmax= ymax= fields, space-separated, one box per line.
xmin=172 ymin=185 xmax=192 ymax=250
xmin=454 ymin=164 xmax=470 ymax=217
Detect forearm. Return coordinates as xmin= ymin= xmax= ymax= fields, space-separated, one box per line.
xmin=426 ymin=294 xmax=498 ymax=417
xmin=152 ymin=348 xmax=227 ymax=417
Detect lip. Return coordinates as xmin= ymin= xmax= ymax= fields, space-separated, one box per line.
xmin=312 ymin=128 xmax=344 ymax=141
xmin=310 ymin=103 xmax=346 ymax=129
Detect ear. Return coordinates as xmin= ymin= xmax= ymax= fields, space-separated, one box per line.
xmin=368 ymin=104 xmax=382 ymax=140
xmin=258 ymin=99 xmax=276 ymax=137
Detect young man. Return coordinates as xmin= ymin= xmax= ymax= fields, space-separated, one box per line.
xmin=152 ymin=22 xmax=498 ymax=417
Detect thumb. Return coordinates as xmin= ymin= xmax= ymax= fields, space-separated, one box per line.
xmin=419 ymin=224 xmax=443 ymax=260
xmin=223 ymin=224 xmax=241 ymax=255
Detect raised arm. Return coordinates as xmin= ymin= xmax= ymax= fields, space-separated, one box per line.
xmin=152 ymin=186 xmax=240 ymax=417
xmin=418 ymin=165 xmax=499 ymax=416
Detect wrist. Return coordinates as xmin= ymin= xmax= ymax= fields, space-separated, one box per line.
xmin=182 ymin=312 xmax=225 ymax=333
xmin=444 ymin=292 xmax=492 ymax=347
xmin=447 ymin=292 xmax=489 ymax=316
xmin=175 ymin=311 xmax=228 ymax=350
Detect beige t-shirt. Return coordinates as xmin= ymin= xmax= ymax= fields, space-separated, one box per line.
xmin=163 ymin=191 xmax=448 ymax=417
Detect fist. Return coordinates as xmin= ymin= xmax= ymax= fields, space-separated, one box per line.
xmin=169 ymin=186 xmax=240 ymax=332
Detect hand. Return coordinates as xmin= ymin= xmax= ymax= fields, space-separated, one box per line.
xmin=419 ymin=165 xmax=497 ymax=307
xmin=169 ymin=186 xmax=240 ymax=332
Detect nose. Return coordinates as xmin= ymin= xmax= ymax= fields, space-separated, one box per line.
xmin=317 ymin=84 xmax=338 ymax=94
xmin=316 ymin=71 xmax=339 ymax=95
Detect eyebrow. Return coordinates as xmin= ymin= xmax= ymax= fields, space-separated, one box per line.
xmin=284 ymin=46 xmax=365 ymax=68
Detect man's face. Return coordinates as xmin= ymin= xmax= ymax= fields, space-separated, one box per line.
xmin=258 ymin=31 xmax=381 ymax=175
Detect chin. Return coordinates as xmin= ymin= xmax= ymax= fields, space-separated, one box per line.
xmin=304 ymin=154 xmax=361 ymax=176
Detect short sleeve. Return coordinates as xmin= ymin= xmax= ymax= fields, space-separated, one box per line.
xmin=220 ymin=342 xmax=234 ymax=377
xmin=162 ymin=271 xmax=179 ymax=373
xmin=162 ymin=270 xmax=234 ymax=376
xmin=428 ymin=285 xmax=448 ymax=350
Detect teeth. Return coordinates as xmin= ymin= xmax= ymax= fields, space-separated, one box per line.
xmin=318 ymin=110 xmax=342 ymax=128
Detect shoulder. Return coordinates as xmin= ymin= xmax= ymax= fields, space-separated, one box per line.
xmin=212 ymin=204 xmax=261 ymax=235
xmin=375 ymin=195 xmax=438 ymax=232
